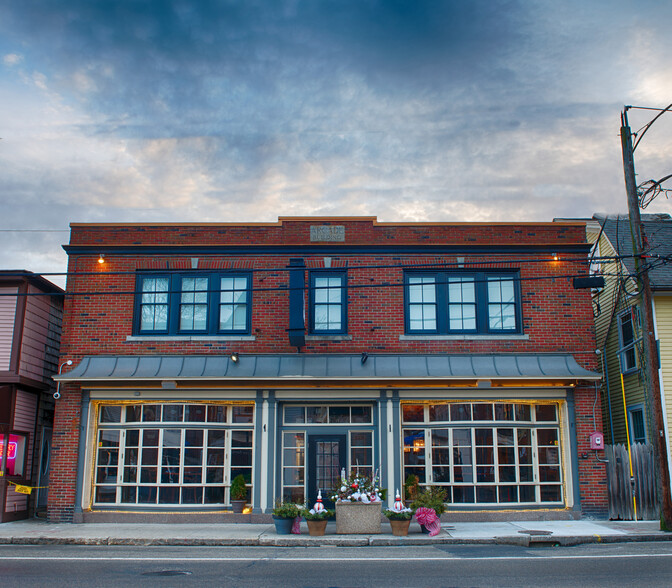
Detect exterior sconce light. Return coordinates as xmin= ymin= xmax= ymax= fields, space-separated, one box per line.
xmin=230 ymin=352 xmax=239 ymax=364
xmin=54 ymin=359 xmax=73 ymax=399
xmin=98 ymin=254 xmax=105 ymax=264
xmin=551 ymin=253 xmax=559 ymax=261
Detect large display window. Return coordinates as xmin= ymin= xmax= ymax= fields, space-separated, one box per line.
xmin=0 ymin=433 xmax=27 ymax=477
xmin=92 ymin=402 xmax=254 ymax=507
xmin=402 ymin=401 xmax=565 ymax=506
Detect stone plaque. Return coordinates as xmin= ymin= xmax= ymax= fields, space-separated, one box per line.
xmin=310 ymin=225 xmax=345 ymax=242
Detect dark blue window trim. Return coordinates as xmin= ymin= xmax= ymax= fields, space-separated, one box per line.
xmin=404 ymin=270 xmax=522 ymax=335
xmin=309 ymin=270 xmax=347 ymax=335
xmin=134 ymin=272 xmax=253 ymax=336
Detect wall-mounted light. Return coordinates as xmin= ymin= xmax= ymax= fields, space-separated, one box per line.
xmin=98 ymin=254 xmax=105 ymax=264
xmin=551 ymin=252 xmax=559 ymax=261
xmin=230 ymin=352 xmax=239 ymax=363
xmin=54 ymin=359 xmax=73 ymax=399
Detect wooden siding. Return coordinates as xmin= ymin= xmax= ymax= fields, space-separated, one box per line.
xmin=14 ymin=388 xmax=36 ymax=478
xmin=18 ymin=285 xmax=61 ymax=384
xmin=654 ymin=295 xmax=672 ymax=466
xmin=0 ymin=287 xmax=18 ymax=371
xmin=585 ymin=225 xmax=646 ymax=445
xmin=4 ymin=389 xmax=37 ymax=515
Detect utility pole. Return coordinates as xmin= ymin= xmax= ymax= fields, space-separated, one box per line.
xmin=621 ymin=107 xmax=672 ymax=529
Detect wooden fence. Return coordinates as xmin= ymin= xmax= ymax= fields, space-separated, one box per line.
xmin=605 ymin=443 xmax=659 ymax=520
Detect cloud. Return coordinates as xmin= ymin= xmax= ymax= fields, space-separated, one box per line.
xmin=1 ymin=0 xmax=672 ymax=281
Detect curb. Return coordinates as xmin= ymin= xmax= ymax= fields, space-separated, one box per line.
xmin=0 ymin=533 xmax=671 ymax=547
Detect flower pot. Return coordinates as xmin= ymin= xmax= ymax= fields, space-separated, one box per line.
xmin=335 ymin=502 xmax=382 ymax=534
xmin=306 ymin=519 xmax=328 ymax=536
xmin=389 ymin=519 xmax=411 ymax=536
xmin=230 ymin=500 xmax=246 ymax=514
xmin=272 ymin=516 xmax=295 ymax=535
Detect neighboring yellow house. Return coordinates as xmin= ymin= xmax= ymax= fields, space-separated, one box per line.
xmin=585 ymin=214 xmax=672 ymax=484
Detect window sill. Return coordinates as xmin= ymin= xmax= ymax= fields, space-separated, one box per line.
xmin=399 ymin=334 xmax=529 ymax=341
xmin=126 ymin=335 xmax=256 ymax=342
xmin=305 ymin=334 xmax=353 ymax=342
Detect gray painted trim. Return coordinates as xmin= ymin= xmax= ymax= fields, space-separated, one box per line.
xmin=266 ymin=391 xmax=277 ymax=514
xmin=125 ymin=335 xmax=256 ymax=342
xmin=378 ymin=392 xmax=388 ymax=500
xmin=252 ymin=390 xmax=264 ymax=514
xmin=566 ymin=389 xmax=581 ymax=510
xmin=399 ymin=334 xmax=530 ymax=341
xmin=74 ymin=390 xmax=90 ymax=516
xmin=391 ymin=390 xmax=401 ymax=500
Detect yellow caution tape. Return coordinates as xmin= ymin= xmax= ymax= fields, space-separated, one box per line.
xmin=6 ymin=481 xmax=49 ymax=495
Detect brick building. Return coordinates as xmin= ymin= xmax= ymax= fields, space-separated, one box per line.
xmin=51 ymin=217 xmax=607 ymax=523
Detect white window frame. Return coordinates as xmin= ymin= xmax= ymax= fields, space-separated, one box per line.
xmin=92 ymin=402 xmax=254 ymax=508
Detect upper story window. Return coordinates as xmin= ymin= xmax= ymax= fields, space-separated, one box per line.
xmin=309 ymin=272 xmax=346 ymax=334
xmin=405 ymin=271 xmax=521 ymax=335
xmin=618 ymin=307 xmax=639 ymax=373
xmin=140 ymin=276 xmax=170 ymax=332
xmin=135 ymin=272 xmax=252 ymax=335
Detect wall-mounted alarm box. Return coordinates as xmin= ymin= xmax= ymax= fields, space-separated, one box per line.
xmin=589 ymin=432 xmax=604 ymax=450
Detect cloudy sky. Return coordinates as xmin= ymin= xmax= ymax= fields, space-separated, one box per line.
xmin=1 ymin=0 xmax=671 ymax=287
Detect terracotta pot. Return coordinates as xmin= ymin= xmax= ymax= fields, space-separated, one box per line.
xmin=306 ymin=519 xmax=328 ymax=536
xmin=389 ymin=519 xmax=411 ymax=536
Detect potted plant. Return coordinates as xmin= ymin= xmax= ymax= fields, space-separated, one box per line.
xmin=230 ymin=474 xmax=248 ymax=513
xmin=404 ymin=474 xmax=420 ymax=502
xmin=303 ymin=506 xmax=334 ymax=536
xmin=384 ymin=507 xmax=413 ymax=536
xmin=271 ymin=500 xmax=302 ymax=534
xmin=411 ymin=486 xmax=447 ymax=535
xmin=330 ymin=469 xmax=384 ymax=534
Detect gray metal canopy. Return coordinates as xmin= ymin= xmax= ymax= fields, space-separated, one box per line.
xmin=56 ymin=354 xmax=600 ymax=382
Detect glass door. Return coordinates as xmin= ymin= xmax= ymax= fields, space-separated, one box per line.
xmin=308 ymin=435 xmax=345 ymax=509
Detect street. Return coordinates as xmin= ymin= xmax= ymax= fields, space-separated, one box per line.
xmin=1 ymin=542 xmax=671 ymax=587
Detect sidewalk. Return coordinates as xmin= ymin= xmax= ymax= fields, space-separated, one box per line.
xmin=0 ymin=519 xmax=669 ymax=547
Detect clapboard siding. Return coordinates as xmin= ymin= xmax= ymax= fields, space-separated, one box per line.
xmin=654 ymin=295 xmax=672 ymax=462
xmin=0 ymin=287 xmax=18 ymax=371
xmin=18 ymin=285 xmax=60 ymax=383
xmin=4 ymin=488 xmax=28 ymax=514
xmin=14 ymin=389 xmax=37 ymax=475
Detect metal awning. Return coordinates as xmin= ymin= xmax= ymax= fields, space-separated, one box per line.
xmin=55 ymin=354 xmax=601 ymax=383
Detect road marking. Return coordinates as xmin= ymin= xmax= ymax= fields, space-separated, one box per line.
xmin=0 ymin=554 xmax=671 ymax=562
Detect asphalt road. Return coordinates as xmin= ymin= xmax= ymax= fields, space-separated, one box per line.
xmin=1 ymin=542 xmax=672 ymax=587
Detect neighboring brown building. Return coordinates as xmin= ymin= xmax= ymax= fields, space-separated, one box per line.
xmin=0 ymin=271 xmax=63 ymax=522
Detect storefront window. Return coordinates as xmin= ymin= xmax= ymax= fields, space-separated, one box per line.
xmin=1 ymin=434 xmax=27 ymax=477
xmin=402 ymin=401 xmax=563 ymax=506
xmin=93 ymin=402 xmax=254 ymax=507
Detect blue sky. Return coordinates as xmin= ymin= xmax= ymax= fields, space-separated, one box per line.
xmin=1 ymin=0 xmax=671 ymax=287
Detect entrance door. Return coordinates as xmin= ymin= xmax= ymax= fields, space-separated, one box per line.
xmin=35 ymin=427 xmax=52 ymax=511
xmin=308 ymin=435 xmax=346 ymax=509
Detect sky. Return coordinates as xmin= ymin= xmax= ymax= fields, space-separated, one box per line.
xmin=1 ymin=0 xmax=672 ymax=288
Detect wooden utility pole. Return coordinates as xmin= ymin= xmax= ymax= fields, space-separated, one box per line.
xmin=621 ymin=108 xmax=672 ymax=529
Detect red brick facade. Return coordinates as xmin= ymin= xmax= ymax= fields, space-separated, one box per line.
xmin=50 ymin=217 xmax=608 ymax=522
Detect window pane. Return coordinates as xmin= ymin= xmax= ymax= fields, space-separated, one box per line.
xmin=351 ymin=406 xmax=372 ymax=423
xmin=220 ymin=276 xmax=248 ymax=332
xmin=402 ymin=404 xmax=424 ymax=422
xmin=140 ymin=277 xmax=169 ymax=331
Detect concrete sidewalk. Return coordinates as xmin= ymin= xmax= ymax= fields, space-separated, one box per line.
xmin=0 ymin=519 xmax=669 ymax=547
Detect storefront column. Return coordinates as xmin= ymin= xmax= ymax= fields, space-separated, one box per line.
xmin=254 ymin=390 xmax=276 ymax=513
xmin=73 ymin=390 xmax=89 ymax=523
xmin=566 ymin=389 xmax=581 ymax=511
